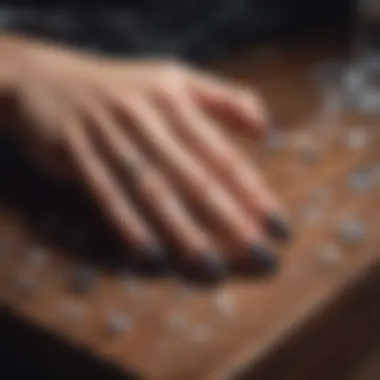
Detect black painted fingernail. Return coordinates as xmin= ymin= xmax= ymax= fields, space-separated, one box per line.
xmin=248 ymin=244 xmax=278 ymax=273
xmin=265 ymin=214 xmax=292 ymax=242
xmin=198 ymin=253 xmax=228 ymax=282
xmin=135 ymin=245 xmax=169 ymax=275
xmin=183 ymin=252 xmax=227 ymax=284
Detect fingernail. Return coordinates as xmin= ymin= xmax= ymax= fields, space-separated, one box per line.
xmin=248 ymin=244 xmax=278 ymax=273
xmin=265 ymin=214 xmax=292 ymax=242
xmin=134 ymin=245 xmax=169 ymax=275
xmin=184 ymin=252 xmax=227 ymax=284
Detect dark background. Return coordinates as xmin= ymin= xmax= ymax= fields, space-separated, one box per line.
xmin=0 ymin=1 xmax=350 ymax=60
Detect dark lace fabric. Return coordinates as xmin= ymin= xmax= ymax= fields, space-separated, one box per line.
xmin=0 ymin=1 xmax=349 ymax=167
xmin=0 ymin=1 xmax=349 ymax=61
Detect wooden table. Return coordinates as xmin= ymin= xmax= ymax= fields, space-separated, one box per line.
xmin=1 ymin=30 xmax=380 ymax=380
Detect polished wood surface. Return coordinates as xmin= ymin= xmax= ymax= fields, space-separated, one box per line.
xmin=1 ymin=31 xmax=380 ymax=380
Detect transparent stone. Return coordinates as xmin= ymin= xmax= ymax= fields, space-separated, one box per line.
xmin=165 ymin=312 xmax=188 ymax=332
xmin=189 ymin=323 xmax=212 ymax=343
xmin=107 ymin=312 xmax=133 ymax=335
xmin=310 ymin=187 xmax=331 ymax=204
xmin=58 ymin=299 xmax=86 ymax=323
xmin=358 ymin=90 xmax=380 ymax=113
xmin=338 ymin=219 xmax=366 ymax=244
xmin=345 ymin=128 xmax=370 ymax=150
xmin=343 ymin=66 xmax=367 ymax=95
xmin=25 ymin=246 xmax=48 ymax=268
xmin=317 ymin=244 xmax=343 ymax=267
xmin=348 ymin=168 xmax=373 ymax=193
xmin=301 ymin=205 xmax=324 ymax=226
xmin=373 ymin=165 xmax=380 ymax=185
xmin=122 ymin=273 xmax=142 ymax=297
xmin=213 ymin=290 xmax=235 ymax=318
xmin=15 ymin=272 xmax=36 ymax=295
xmin=265 ymin=130 xmax=284 ymax=151
xmin=299 ymin=147 xmax=321 ymax=165
xmin=71 ymin=267 xmax=96 ymax=294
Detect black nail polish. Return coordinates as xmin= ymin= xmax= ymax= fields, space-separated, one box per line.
xmin=265 ymin=214 xmax=292 ymax=242
xmin=248 ymin=244 xmax=278 ymax=274
xmin=183 ymin=253 xmax=227 ymax=285
xmin=135 ymin=245 xmax=169 ymax=275
xmin=198 ymin=253 xmax=228 ymax=282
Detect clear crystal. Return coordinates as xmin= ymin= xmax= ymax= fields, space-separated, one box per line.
xmin=107 ymin=312 xmax=133 ymax=334
xmin=317 ymin=244 xmax=343 ymax=267
xmin=165 ymin=312 xmax=188 ymax=332
xmin=345 ymin=128 xmax=370 ymax=149
xmin=338 ymin=219 xmax=366 ymax=243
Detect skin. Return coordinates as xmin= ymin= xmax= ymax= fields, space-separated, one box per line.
xmin=0 ymin=34 xmax=291 ymax=281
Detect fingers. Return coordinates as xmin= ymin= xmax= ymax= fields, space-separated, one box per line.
xmin=62 ymin=113 xmax=164 ymax=263
xmin=82 ymin=103 xmax=227 ymax=281
xmin=113 ymin=95 xmax=277 ymax=272
xmin=188 ymin=72 xmax=270 ymax=137
xmin=163 ymin=94 xmax=291 ymax=241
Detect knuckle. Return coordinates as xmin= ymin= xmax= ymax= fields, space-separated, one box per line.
xmin=160 ymin=60 xmax=187 ymax=84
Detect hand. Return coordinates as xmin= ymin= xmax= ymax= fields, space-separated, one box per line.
xmin=6 ymin=36 xmax=291 ymax=282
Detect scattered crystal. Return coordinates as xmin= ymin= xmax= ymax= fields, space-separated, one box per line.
xmin=122 ymin=273 xmax=142 ymax=297
xmin=16 ymin=272 xmax=36 ymax=295
xmin=189 ymin=324 xmax=212 ymax=343
xmin=343 ymin=66 xmax=366 ymax=95
xmin=25 ymin=246 xmax=48 ymax=268
xmin=299 ymin=146 xmax=321 ymax=165
xmin=107 ymin=312 xmax=133 ymax=335
xmin=317 ymin=244 xmax=343 ymax=267
xmin=58 ymin=299 xmax=86 ymax=323
xmin=348 ymin=168 xmax=373 ymax=193
xmin=71 ymin=267 xmax=96 ymax=293
xmin=358 ymin=90 xmax=380 ymax=113
xmin=301 ymin=205 xmax=323 ymax=226
xmin=345 ymin=128 xmax=370 ymax=150
xmin=310 ymin=187 xmax=331 ymax=204
xmin=338 ymin=219 xmax=366 ymax=244
xmin=265 ymin=130 xmax=283 ymax=151
xmin=213 ymin=290 xmax=235 ymax=318
xmin=373 ymin=165 xmax=380 ymax=185
xmin=165 ymin=312 xmax=188 ymax=332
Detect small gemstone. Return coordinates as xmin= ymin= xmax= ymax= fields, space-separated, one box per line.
xmin=71 ymin=267 xmax=96 ymax=293
xmin=107 ymin=312 xmax=133 ymax=335
xmin=317 ymin=244 xmax=343 ymax=267
xmin=301 ymin=205 xmax=323 ymax=226
xmin=189 ymin=324 xmax=212 ymax=343
xmin=358 ymin=91 xmax=380 ymax=112
xmin=348 ymin=169 xmax=373 ymax=193
xmin=345 ymin=129 xmax=370 ymax=150
xmin=58 ymin=299 xmax=86 ymax=323
xmin=372 ymin=165 xmax=380 ymax=185
xmin=338 ymin=220 xmax=366 ymax=244
xmin=299 ymin=147 xmax=321 ymax=165
xmin=265 ymin=130 xmax=283 ymax=151
xmin=25 ymin=246 xmax=48 ymax=268
xmin=16 ymin=272 xmax=36 ymax=295
xmin=213 ymin=291 xmax=235 ymax=318
xmin=121 ymin=273 xmax=141 ymax=297
xmin=310 ymin=187 xmax=331 ymax=204
xmin=165 ymin=312 xmax=188 ymax=332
